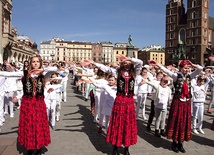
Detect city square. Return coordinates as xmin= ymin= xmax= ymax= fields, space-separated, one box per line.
xmin=0 ymin=77 xmax=214 ymax=155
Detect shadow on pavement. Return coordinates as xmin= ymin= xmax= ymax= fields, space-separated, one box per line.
xmin=56 ymin=104 xmax=112 ymax=154
xmin=137 ymin=119 xmax=172 ymax=151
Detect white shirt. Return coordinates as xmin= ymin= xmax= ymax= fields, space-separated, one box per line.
xmin=136 ymin=75 xmax=148 ymax=94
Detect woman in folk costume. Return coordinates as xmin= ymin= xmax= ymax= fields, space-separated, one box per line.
xmin=17 ymin=55 xmax=51 ymax=155
xmin=84 ymin=55 xmax=142 ymax=155
xmin=149 ymin=60 xmax=203 ymax=153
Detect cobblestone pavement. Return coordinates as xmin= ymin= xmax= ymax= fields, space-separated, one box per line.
xmin=0 ymin=76 xmax=214 ymax=155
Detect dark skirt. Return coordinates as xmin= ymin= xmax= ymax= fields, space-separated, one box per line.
xmin=166 ymin=98 xmax=192 ymax=142
xmin=18 ymin=96 xmax=51 ymax=150
xmin=106 ymin=95 xmax=137 ymax=147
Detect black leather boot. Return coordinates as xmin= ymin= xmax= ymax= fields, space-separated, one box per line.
xmin=178 ymin=142 xmax=186 ymax=153
xmin=160 ymin=129 xmax=166 ymax=137
xmin=26 ymin=150 xmax=33 ymax=155
xmin=112 ymin=145 xmax=119 ymax=155
xmin=171 ymin=141 xmax=179 ymax=153
xmin=146 ymin=124 xmax=151 ymax=131
xmin=155 ymin=129 xmax=161 ymax=138
xmin=124 ymin=147 xmax=130 ymax=155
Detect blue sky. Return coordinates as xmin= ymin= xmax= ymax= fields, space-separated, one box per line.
xmin=12 ymin=0 xmax=214 ymax=49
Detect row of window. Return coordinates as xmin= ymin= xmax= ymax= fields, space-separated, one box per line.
xmin=169 ymin=0 xmax=208 ymax=8
xmin=152 ymin=54 xmax=163 ymax=57
xmin=167 ymin=10 xmax=208 ymax=24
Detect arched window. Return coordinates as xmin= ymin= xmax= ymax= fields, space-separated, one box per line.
xmin=192 ymin=0 xmax=196 ymax=7
xmin=179 ymin=29 xmax=186 ymax=44
xmin=192 ymin=11 xmax=197 ymax=19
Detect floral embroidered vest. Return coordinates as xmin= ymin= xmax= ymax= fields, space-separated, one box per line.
xmin=22 ymin=73 xmax=44 ymax=98
xmin=117 ymin=72 xmax=135 ymax=97
xmin=174 ymin=72 xmax=192 ymax=99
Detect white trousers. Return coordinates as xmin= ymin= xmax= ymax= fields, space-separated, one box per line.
xmin=94 ymin=91 xmax=101 ymax=122
xmin=136 ymin=93 xmax=147 ymax=119
xmin=56 ymin=93 xmax=61 ymax=117
xmin=155 ymin=107 xmax=167 ymax=130
xmin=62 ymin=81 xmax=67 ymax=101
xmin=104 ymin=115 xmax=110 ymax=133
xmin=0 ymin=93 xmax=5 ymax=126
xmin=192 ymin=102 xmax=204 ymax=129
xmin=46 ymin=99 xmax=57 ymax=127
xmin=4 ymin=91 xmax=14 ymax=116
xmin=16 ymin=90 xmax=23 ymax=107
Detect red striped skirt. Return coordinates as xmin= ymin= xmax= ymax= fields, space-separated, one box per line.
xmin=106 ymin=95 xmax=137 ymax=147
xmin=166 ymin=98 xmax=192 ymax=142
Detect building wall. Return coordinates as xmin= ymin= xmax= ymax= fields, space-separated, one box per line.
xmin=0 ymin=1 xmax=3 ymax=63
xmin=92 ymin=43 xmax=102 ymax=63
xmin=150 ymin=51 xmax=165 ymax=65
xmin=165 ymin=0 xmax=212 ymax=65
xmin=101 ymin=42 xmax=114 ymax=64
xmin=40 ymin=39 xmax=56 ymax=61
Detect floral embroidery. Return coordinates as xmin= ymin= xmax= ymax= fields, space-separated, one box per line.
xmin=129 ymin=80 xmax=134 ymax=91
xmin=118 ymin=80 xmax=124 ymax=91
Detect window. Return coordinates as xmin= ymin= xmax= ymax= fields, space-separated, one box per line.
xmin=192 ymin=21 xmax=196 ymax=27
xmin=204 ymin=21 xmax=207 ymax=27
xmin=204 ymin=12 xmax=207 ymax=19
xmin=208 ymin=32 xmax=211 ymax=42
xmin=192 ymin=12 xmax=197 ymax=19
xmin=205 ymin=0 xmax=208 ymax=7
xmin=116 ymin=51 xmax=118 ymax=54
xmin=192 ymin=0 xmax=196 ymax=7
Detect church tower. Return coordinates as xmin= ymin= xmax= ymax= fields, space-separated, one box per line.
xmin=165 ymin=0 xmax=210 ymax=65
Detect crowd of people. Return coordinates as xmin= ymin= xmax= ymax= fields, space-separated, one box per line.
xmin=0 ymin=55 xmax=70 ymax=155
xmin=72 ymin=56 xmax=214 ymax=155
xmin=0 ymin=54 xmax=214 ymax=155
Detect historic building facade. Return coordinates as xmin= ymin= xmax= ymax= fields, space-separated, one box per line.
xmin=101 ymin=42 xmax=114 ymax=64
xmin=0 ymin=0 xmax=13 ymax=63
xmin=40 ymin=38 xmax=57 ymax=61
xmin=0 ymin=0 xmax=37 ymax=63
xmin=113 ymin=42 xmax=138 ymax=63
xmin=40 ymin=39 xmax=140 ymax=64
xmin=91 ymin=42 xmax=102 ymax=63
xmin=138 ymin=45 xmax=165 ymax=66
xmin=165 ymin=0 xmax=213 ymax=66
xmin=45 ymin=39 xmax=92 ymax=62
xmin=10 ymin=30 xmax=36 ymax=62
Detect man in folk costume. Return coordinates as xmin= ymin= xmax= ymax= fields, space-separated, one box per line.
xmin=149 ymin=59 xmax=203 ymax=153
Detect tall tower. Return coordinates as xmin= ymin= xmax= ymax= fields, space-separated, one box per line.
xmin=186 ymin=0 xmax=209 ymax=65
xmin=165 ymin=0 xmax=186 ymax=65
xmin=165 ymin=0 xmax=210 ymax=65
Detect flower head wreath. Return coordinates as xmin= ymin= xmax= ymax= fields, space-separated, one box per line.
xmin=31 ymin=52 xmax=41 ymax=60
